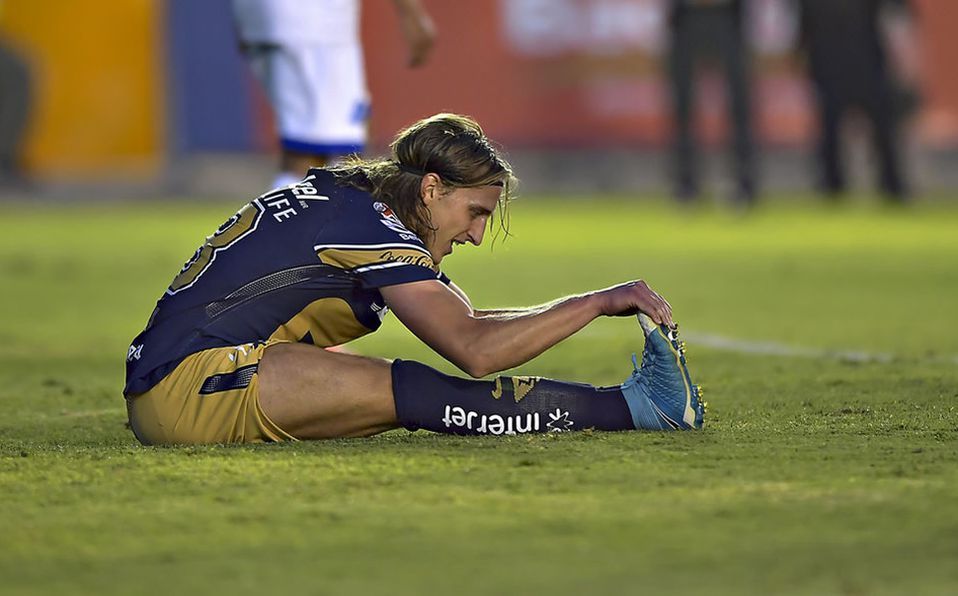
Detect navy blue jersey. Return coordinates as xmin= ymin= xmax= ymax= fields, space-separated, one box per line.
xmin=125 ymin=169 xmax=448 ymax=395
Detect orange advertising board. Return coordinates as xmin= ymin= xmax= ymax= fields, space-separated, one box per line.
xmin=0 ymin=0 xmax=166 ymax=179
xmin=363 ymin=0 xmax=958 ymax=149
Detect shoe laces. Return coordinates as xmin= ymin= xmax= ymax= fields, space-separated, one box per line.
xmin=630 ymin=347 xmax=658 ymax=390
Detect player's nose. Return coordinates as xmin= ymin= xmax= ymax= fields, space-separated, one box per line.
xmin=467 ymin=219 xmax=486 ymax=245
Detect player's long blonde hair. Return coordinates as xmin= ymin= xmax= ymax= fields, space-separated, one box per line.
xmin=330 ymin=113 xmax=517 ymax=242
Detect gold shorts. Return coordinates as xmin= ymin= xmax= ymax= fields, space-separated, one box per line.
xmin=125 ymin=340 xmax=298 ymax=445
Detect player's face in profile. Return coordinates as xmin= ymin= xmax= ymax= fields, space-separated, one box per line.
xmin=424 ymin=184 xmax=500 ymax=264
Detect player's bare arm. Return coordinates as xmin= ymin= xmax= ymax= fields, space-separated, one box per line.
xmin=383 ymin=281 xmax=601 ymax=378
xmin=383 ymin=279 xmax=674 ymax=378
xmin=457 ymin=281 xmax=673 ymax=327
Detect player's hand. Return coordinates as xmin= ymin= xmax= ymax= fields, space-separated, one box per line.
xmin=395 ymin=1 xmax=436 ymax=68
xmin=594 ymin=280 xmax=674 ymax=328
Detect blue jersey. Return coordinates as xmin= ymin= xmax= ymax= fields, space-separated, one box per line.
xmin=124 ymin=169 xmax=447 ymax=395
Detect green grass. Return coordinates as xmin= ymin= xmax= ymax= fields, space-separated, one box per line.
xmin=1 ymin=196 xmax=957 ymax=595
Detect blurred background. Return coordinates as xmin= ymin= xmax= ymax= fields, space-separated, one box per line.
xmin=0 ymin=0 xmax=956 ymax=200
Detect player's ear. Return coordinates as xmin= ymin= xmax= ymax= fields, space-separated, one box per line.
xmin=420 ymin=173 xmax=442 ymax=206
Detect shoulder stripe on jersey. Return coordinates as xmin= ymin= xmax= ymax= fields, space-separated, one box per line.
xmin=313 ymin=242 xmax=430 ymax=255
xmin=351 ymin=261 xmax=410 ymax=274
xmin=316 ymin=243 xmax=437 ymax=273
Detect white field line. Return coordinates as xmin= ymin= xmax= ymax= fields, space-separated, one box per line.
xmin=682 ymin=332 xmax=894 ymax=363
xmin=578 ymin=326 xmax=958 ymax=365
xmin=682 ymin=332 xmax=958 ymax=365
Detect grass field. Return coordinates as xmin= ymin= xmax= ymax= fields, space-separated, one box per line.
xmin=1 ymin=195 xmax=957 ymax=595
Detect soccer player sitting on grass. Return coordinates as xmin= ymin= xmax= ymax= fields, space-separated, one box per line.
xmin=123 ymin=113 xmax=706 ymax=445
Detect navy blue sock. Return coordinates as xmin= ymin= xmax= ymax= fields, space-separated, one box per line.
xmin=391 ymin=359 xmax=635 ymax=435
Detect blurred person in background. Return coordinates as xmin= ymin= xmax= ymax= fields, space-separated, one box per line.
xmin=667 ymin=0 xmax=757 ymax=206
xmin=232 ymin=0 xmax=436 ymax=190
xmin=0 ymin=0 xmax=32 ymax=190
xmin=796 ymin=0 xmax=917 ymax=202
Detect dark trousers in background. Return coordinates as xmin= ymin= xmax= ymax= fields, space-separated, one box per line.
xmin=668 ymin=8 xmax=755 ymax=203
xmin=810 ymin=64 xmax=906 ymax=200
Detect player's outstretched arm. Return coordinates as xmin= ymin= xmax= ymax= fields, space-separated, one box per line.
xmin=381 ymin=279 xmax=673 ymax=378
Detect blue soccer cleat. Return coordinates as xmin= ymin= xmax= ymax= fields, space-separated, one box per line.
xmin=621 ymin=313 xmax=706 ymax=430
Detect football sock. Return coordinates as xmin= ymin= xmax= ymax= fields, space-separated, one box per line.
xmin=391 ymin=359 xmax=635 ymax=435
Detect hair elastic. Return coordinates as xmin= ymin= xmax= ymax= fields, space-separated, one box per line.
xmin=395 ymin=162 xmax=426 ymax=176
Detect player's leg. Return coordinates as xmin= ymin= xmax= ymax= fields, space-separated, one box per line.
xmin=126 ymin=342 xmax=302 ymax=445
xmin=257 ymin=316 xmax=705 ymax=439
xmin=241 ymin=41 xmax=366 ymax=189
xmin=392 ymin=315 xmax=704 ymax=435
xmin=258 ymin=343 xmax=634 ymax=439
xmin=257 ymin=342 xmax=399 ymax=439
xmin=864 ymin=74 xmax=907 ymax=200
xmin=270 ymin=42 xmax=368 ymax=188
xmin=276 ymin=150 xmax=326 ymax=188
xmin=269 ymin=152 xmax=325 ymax=189
xmin=720 ymin=15 xmax=755 ymax=204
xmin=813 ymin=79 xmax=846 ymax=196
xmin=668 ymin=17 xmax=698 ymax=201
xmin=240 ymin=43 xmax=304 ymax=188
